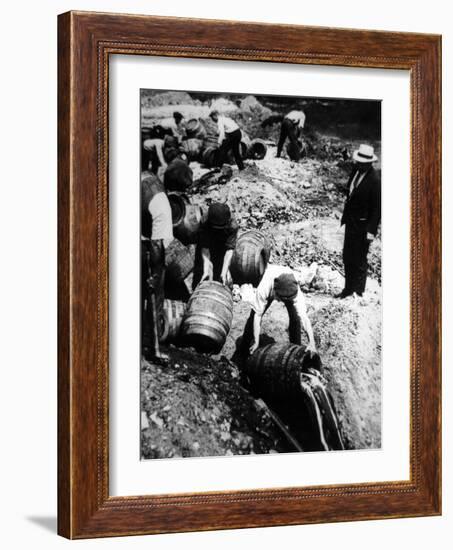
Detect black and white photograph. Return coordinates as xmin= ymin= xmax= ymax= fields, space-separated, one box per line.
xmin=140 ymin=88 xmax=382 ymax=459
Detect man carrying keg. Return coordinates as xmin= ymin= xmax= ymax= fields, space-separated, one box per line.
xmin=193 ymin=202 xmax=239 ymax=289
xmin=276 ymin=110 xmax=306 ymax=159
xmin=209 ymin=110 xmax=245 ymax=170
xmin=141 ymin=172 xmax=174 ymax=359
xmin=240 ymin=265 xmax=317 ymax=356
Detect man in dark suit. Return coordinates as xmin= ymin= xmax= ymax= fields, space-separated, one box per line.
xmin=338 ymin=144 xmax=381 ymax=298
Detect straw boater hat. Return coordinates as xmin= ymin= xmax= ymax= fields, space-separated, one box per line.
xmin=352 ymin=144 xmax=378 ymax=163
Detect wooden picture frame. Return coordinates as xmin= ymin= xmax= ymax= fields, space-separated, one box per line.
xmin=58 ymin=11 xmax=441 ymax=539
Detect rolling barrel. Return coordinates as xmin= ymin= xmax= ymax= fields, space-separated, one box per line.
xmin=165 ymin=238 xmax=194 ymax=285
xmin=246 ymin=344 xmax=313 ymax=403
xmin=248 ymin=139 xmax=267 ymax=160
xmin=160 ymin=299 xmax=186 ymax=344
xmin=230 ymin=230 xmax=271 ymax=286
xmin=168 ymin=193 xmax=203 ymax=245
xmin=185 ymin=118 xmax=207 ymax=140
xmin=181 ymin=281 xmax=233 ymax=353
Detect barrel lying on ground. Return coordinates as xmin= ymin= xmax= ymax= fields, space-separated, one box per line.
xmin=168 ymin=192 xmax=203 ymax=245
xmin=247 ymin=139 xmax=267 ymax=160
xmin=160 ymin=299 xmax=186 ymax=344
xmin=165 ymin=238 xmax=194 ymax=285
xmin=181 ymin=281 xmax=233 ymax=353
xmin=230 ymin=230 xmax=272 ymax=286
xmin=246 ymin=343 xmax=343 ymax=451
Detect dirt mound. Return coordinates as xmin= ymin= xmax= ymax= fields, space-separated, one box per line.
xmin=141 ymin=348 xmax=289 ymax=459
xmin=142 ymin=90 xmax=195 ymax=108
xmin=310 ymin=298 xmax=382 ymax=449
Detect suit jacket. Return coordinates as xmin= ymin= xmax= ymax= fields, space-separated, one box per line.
xmin=341 ymin=166 xmax=381 ymax=236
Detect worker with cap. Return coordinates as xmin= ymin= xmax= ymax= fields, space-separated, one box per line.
xmin=192 ymin=202 xmax=239 ymax=289
xmin=240 ymin=264 xmax=317 ymax=356
xmin=209 ymin=110 xmax=245 ymax=170
xmin=276 ymin=110 xmax=306 ymax=159
xmin=338 ymin=143 xmax=381 ymax=298
xmin=158 ymin=111 xmax=186 ymax=143
xmin=141 ymin=172 xmax=173 ymax=359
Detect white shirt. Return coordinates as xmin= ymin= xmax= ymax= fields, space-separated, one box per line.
xmin=217 ymin=116 xmax=239 ymax=142
xmin=148 ymin=192 xmax=173 ymax=245
xmin=251 ymin=264 xmax=307 ymax=319
xmin=285 ymin=110 xmax=306 ymax=129
xmin=143 ymin=138 xmax=166 ymax=166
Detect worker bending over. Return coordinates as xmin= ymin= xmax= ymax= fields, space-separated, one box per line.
xmin=241 ymin=265 xmax=317 ymax=356
xmin=209 ymin=110 xmax=245 ymax=170
xmin=276 ymin=110 xmax=306 ymax=159
xmin=193 ymin=203 xmax=238 ymax=289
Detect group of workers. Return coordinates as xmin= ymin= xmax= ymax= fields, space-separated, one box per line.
xmin=141 ymin=106 xmax=381 ymax=361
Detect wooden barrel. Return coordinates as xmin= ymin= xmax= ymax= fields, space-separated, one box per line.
xmin=160 ymin=299 xmax=186 ymax=343
xmin=181 ymin=281 xmax=233 ymax=353
xmin=175 ymin=203 xmax=203 ymax=245
xmin=165 ymin=238 xmax=194 ymax=284
xmin=248 ymin=139 xmax=267 ymax=160
xmin=168 ymin=192 xmax=203 ymax=245
xmin=185 ymin=118 xmax=207 ymax=140
xmin=168 ymin=192 xmax=187 ymax=226
xmin=181 ymin=138 xmax=203 ymax=161
xmin=201 ymin=146 xmax=220 ymax=168
xmin=245 ymin=343 xmax=317 ymax=403
xmin=230 ymin=230 xmax=272 ymax=286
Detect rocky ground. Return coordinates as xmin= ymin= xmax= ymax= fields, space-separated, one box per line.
xmin=141 ymin=92 xmax=382 ymax=459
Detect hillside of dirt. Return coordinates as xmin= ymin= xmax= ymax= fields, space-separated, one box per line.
xmin=141 ymin=91 xmax=382 ymax=459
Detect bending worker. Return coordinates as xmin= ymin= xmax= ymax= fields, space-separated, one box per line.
xmin=209 ymin=110 xmax=245 ymax=170
xmin=276 ymin=110 xmax=306 ymax=159
xmin=241 ymin=264 xmax=317 ymax=356
xmin=141 ymin=172 xmax=173 ymax=359
xmin=193 ymin=202 xmax=238 ymax=289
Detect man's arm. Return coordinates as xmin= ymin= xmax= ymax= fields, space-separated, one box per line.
xmin=155 ymin=141 xmax=167 ymax=169
xmin=200 ymin=247 xmax=212 ymax=283
xmin=366 ymin=172 xmax=381 ymax=238
xmin=220 ymin=249 xmax=234 ymax=285
xmin=295 ymin=293 xmax=317 ymax=353
xmin=249 ymin=312 xmax=263 ymax=355
xmin=217 ymin=117 xmax=225 ymax=144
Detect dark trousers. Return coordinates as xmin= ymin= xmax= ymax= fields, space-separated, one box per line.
xmin=192 ymin=243 xmax=224 ymax=290
xmin=141 ymin=239 xmax=166 ymax=348
xmin=239 ymin=301 xmax=302 ymax=356
xmin=342 ymin=226 xmax=370 ymax=295
xmin=277 ymin=118 xmax=299 ymax=157
xmin=219 ymin=128 xmax=244 ymax=170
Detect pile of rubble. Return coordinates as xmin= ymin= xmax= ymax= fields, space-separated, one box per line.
xmin=141 ymin=348 xmax=288 ymax=459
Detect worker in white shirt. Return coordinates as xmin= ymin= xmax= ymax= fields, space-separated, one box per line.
xmin=142 ymin=138 xmax=167 ymax=175
xmin=240 ymin=264 xmax=317 ymax=356
xmin=209 ymin=110 xmax=245 ymax=170
xmin=159 ymin=111 xmax=186 ymax=143
xmin=141 ymin=173 xmax=173 ymax=359
xmin=276 ymin=110 xmax=306 ymax=158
